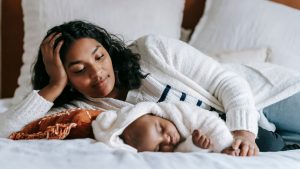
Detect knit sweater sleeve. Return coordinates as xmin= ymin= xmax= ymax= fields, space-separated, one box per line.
xmin=132 ymin=35 xmax=260 ymax=136
xmin=171 ymin=103 xmax=233 ymax=153
xmin=0 ymin=90 xmax=53 ymax=138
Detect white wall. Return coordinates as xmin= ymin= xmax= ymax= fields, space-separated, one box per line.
xmin=0 ymin=0 xmax=2 ymax=97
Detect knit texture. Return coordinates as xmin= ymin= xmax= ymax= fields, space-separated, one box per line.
xmin=0 ymin=91 xmax=53 ymax=138
xmin=128 ymin=35 xmax=300 ymax=135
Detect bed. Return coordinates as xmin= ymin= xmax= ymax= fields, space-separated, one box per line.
xmin=1 ymin=0 xmax=300 ymax=168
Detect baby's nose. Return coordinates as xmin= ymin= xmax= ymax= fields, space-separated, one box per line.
xmin=162 ymin=134 xmax=171 ymax=145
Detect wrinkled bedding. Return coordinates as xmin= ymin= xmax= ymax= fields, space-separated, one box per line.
xmin=1 ymin=97 xmax=300 ymax=169
xmin=0 ymin=138 xmax=300 ymax=169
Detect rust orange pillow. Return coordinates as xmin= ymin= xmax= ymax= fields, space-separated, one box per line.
xmin=9 ymin=109 xmax=102 ymax=140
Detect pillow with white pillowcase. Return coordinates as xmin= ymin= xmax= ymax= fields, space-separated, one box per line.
xmin=12 ymin=0 xmax=185 ymax=104
xmin=189 ymin=0 xmax=300 ymax=71
xmin=213 ymin=48 xmax=271 ymax=64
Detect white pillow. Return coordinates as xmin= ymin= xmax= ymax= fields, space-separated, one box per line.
xmin=180 ymin=28 xmax=192 ymax=42
xmin=213 ymin=48 xmax=271 ymax=64
xmin=13 ymin=0 xmax=185 ymax=104
xmin=189 ymin=0 xmax=300 ymax=71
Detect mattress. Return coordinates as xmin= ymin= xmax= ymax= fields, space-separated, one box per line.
xmin=0 ymin=138 xmax=300 ymax=169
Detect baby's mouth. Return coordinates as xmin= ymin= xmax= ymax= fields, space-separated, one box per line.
xmin=170 ymin=135 xmax=178 ymax=145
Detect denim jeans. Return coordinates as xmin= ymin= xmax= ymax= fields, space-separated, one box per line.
xmin=263 ymin=92 xmax=300 ymax=143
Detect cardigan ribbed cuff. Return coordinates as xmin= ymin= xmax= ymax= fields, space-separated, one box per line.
xmin=0 ymin=91 xmax=53 ymax=138
xmin=11 ymin=90 xmax=54 ymax=126
xmin=225 ymin=109 xmax=259 ymax=136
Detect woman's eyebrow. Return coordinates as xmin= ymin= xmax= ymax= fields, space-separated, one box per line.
xmin=68 ymin=61 xmax=81 ymax=68
xmin=91 ymin=45 xmax=101 ymax=55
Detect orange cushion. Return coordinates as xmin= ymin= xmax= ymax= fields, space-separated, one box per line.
xmin=9 ymin=109 xmax=102 ymax=140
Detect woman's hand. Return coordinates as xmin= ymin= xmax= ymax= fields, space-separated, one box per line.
xmin=40 ymin=32 xmax=67 ymax=88
xmin=38 ymin=33 xmax=67 ymax=102
xmin=221 ymin=146 xmax=240 ymax=156
xmin=231 ymin=130 xmax=259 ymax=156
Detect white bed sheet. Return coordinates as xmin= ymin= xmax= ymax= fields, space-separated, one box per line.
xmin=0 ymin=138 xmax=300 ymax=169
xmin=1 ymin=98 xmax=300 ymax=169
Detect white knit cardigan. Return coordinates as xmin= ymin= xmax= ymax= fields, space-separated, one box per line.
xmin=1 ymin=35 xmax=300 ymax=138
xmin=129 ymin=35 xmax=300 ymax=135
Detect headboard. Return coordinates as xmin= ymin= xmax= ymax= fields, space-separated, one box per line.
xmin=1 ymin=0 xmax=300 ymax=98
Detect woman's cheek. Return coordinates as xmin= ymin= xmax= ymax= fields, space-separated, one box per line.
xmin=70 ymin=76 xmax=87 ymax=88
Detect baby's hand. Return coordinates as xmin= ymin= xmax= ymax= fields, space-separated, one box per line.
xmin=192 ymin=129 xmax=212 ymax=149
xmin=221 ymin=146 xmax=240 ymax=156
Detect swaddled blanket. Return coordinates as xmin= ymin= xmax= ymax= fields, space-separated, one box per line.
xmin=92 ymin=101 xmax=233 ymax=153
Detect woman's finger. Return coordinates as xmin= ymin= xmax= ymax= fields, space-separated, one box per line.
xmin=232 ymin=138 xmax=242 ymax=150
xmin=41 ymin=33 xmax=60 ymax=58
xmin=254 ymin=146 xmax=260 ymax=156
xmin=54 ymin=40 xmax=64 ymax=57
xmin=240 ymin=143 xmax=250 ymax=156
xmin=42 ymin=32 xmax=57 ymax=45
xmin=50 ymin=33 xmax=62 ymax=46
xmin=247 ymin=145 xmax=254 ymax=156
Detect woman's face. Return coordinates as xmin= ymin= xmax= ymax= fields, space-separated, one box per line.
xmin=64 ymin=38 xmax=117 ymax=98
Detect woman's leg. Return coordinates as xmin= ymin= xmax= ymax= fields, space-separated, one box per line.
xmin=256 ymin=127 xmax=285 ymax=152
xmin=263 ymin=92 xmax=300 ymax=133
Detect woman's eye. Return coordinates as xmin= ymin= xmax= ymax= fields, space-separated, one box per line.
xmin=96 ymin=54 xmax=104 ymax=61
xmin=74 ymin=68 xmax=85 ymax=74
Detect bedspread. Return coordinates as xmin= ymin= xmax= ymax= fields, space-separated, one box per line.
xmin=0 ymin=138 xmax=299 ymax=169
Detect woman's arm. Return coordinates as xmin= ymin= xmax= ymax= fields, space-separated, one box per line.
xmin=0 ymin=33 xmax=68 ymax=138
xmin=133 ymin=35 xmax=260 ymax=156
xmin=0 ymin=91 xmax=53 ymax=138
xmin=38 ymin=33 xmax=67 ymax=102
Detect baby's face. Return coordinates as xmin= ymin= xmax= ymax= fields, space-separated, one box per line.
xmin=121 ymin=115 xmax=182 ymax=152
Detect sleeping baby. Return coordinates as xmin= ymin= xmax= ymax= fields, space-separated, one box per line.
xmin=92 ymin=101 xmax=235 ymax=154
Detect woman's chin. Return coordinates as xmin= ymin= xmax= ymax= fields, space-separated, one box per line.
xmin=92 ymin=89 xmax=115 ymax=98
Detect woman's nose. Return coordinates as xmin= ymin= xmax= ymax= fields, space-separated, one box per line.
xmin=90 ymin=65 xmax=102 ymax=79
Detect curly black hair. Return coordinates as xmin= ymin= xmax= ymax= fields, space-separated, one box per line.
xmin=32 ymin=20 xmax=146 ymax=107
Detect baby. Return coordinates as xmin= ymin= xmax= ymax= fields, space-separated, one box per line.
xmin=121 ymin=114 xmax=216 ymax=152
xmin=92 ymin=101 xmax=235 ymax=154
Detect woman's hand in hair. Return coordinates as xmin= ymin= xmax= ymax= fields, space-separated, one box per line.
xmin=39 ymin=33 xmax=67 ymax=102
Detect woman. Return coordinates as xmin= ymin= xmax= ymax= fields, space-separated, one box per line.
xmin=1 ymin=20 xmax=300 ymax=156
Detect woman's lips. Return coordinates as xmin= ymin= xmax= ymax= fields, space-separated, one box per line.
xmin=92 ymin=78 xmax=107 ymax=88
